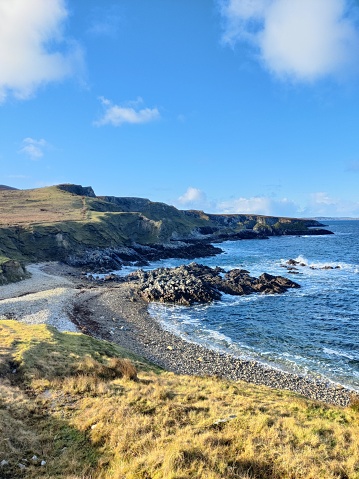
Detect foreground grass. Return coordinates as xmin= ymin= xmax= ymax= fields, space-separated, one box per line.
xmin=0 ymin=320 xmax=358 ymax=479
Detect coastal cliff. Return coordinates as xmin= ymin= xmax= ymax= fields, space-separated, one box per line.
xmin=0 ymin=184 xmax=331 ymax=271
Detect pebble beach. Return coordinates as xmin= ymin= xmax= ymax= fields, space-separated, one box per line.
xmin=0 ymin=262 xmax=357 ymax=407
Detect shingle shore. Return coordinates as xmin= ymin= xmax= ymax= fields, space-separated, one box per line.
xmin=77 ymin=282 xmax=359 ymax=408
xmin=1 ymin=262 xmax=357 ymax=408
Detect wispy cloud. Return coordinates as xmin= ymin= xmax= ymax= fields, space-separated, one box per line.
xmin=87 ymin=6 xmax=122 ymax=38
xmin=19 ymin=138 xmax=48 ymax=160
xmin=94 ymin=97 xmax=160 ymax=127
xmin=306 ymin=191 xmax=356 ymax=216
xmin=6 ymin=174 xmax=29 ymax=179
xmin=219 ymin=0 xmax=359 ymax=82
xmin=346 ymin=160 xmax=359 ymax=172
xmin=0 ymin=0 xmax=84 ymax=102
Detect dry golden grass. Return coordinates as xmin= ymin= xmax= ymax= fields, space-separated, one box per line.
xmin=1 ymin=320 xmax=359 ymax=479
xmin=0 ymin=186 xmax=89 ymax=226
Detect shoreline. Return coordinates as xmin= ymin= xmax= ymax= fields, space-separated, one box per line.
xmin=1 ymin=262 xmax=358 ymax=408
xmin=71 ymin=280 xmax=358 ymax=407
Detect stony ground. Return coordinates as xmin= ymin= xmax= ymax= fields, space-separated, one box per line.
xmin=0 ymin=263 xmax=80 ymax=332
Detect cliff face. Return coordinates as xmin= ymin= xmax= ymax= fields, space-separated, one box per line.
xmin=0 ymin=184 xmax=330 ymax=269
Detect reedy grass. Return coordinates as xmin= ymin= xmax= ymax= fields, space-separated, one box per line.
xmin=0 ymin=320 xmax=358 ymax=479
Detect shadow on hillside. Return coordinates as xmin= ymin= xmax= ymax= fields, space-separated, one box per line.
xmin=0 ymin=362 xmax=100 ymax=478
xmin=0 ymin=323 xmax=140 ymax=477
xmin=226 ymin=459 xmax=277 ymax=479
xmin=0 ymin=403 xmax=100 ymax=479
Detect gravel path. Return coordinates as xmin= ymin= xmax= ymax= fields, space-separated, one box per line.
xmin=0 ymin=263 xmax=78 ymax=332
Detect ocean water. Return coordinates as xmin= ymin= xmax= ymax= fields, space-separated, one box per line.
xmin=120 ymin=221 xmax=359 ymax=391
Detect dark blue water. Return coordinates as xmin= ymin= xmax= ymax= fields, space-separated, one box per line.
xmin=141 ymin=221 xmax=359 ymax=390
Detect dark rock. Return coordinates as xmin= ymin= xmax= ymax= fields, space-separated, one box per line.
xmin=128 ymin=265 xmax=222 ymax=305
xmin=57 ymin=184 xmax=96 ymax=197
xmin=128 ymin=262 xmax=300 ymax=305
xmin=196 ymin=226 xmax=219 ymax=235
xmin=67 ymin=242 xmax=223 ymax=272
xmin=0 ymin=260 xmax=29 ymax=285
xmin=282 ymin=229 xmax=333 ymax=236
xmin=103 ymin=273 xmax=121 ymax=282
xmin=287 ymin=259 xmax=306 ymax=267
xmin=287 ymin=259 xmax=299 ymax=266
xmin=133 ymin=260 xmax=150 ymax=267
xmin=286 ymin=259 xmax=341 ymax=271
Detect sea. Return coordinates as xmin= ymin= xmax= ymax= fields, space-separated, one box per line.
xmin=116 ymin=221 xmax=359 ymax=391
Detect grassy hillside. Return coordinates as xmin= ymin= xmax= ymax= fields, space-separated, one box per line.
xmin=0 ymin=184 xmax=325 ymax=269
xmin=1 ymin=320 xmax=358 ymax=479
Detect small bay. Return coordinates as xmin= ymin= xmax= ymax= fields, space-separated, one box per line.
xmin=143 ymin=221 xmax=359 ymax=391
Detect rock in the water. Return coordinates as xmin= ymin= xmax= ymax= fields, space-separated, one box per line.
xmin=128 ymin=262 xmax=300 ymax=305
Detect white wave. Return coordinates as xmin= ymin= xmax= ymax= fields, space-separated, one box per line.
xmin=323 ymin=348 xmax=356 ymax=360
xmin=201 ymin=328 xmax=234 ymax=345
xmin=301 ymin=234 xmax=334 ymax=238
xmin=220 ymin=293 xmax=263 ymax=305
xmin=293 ymin=255 xmax=309 ymax=265
xmin=279 ymin=255 xmax=356 ymax=274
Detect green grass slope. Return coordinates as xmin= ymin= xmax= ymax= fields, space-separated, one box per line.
xmin=0 ymin=184 xmax=321 ymax=266
xmin=1 ymin=320 xmax=358 ymax=479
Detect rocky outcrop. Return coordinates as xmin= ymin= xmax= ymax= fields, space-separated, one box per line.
xmin=280 ymin=229 xmax=333 ymax=236
xmin=128 ymin=263 xmax=300 ymax=305
xmin=67 ymin=243 xmax=223 ymax=272
xmin=0 ymin=259 xmax=29 ymax=285
xmin=282 ymin=259 xmax=341 ymax=272
xmin=57 ymin=184 xmax=96 ymax=197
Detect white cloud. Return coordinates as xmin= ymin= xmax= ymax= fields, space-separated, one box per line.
xmin=177 ymin=187 xmax=207 ymax=207
xmin=94 ymin=97 xmax=160 ymax=127
xmin=0 ymin=0 xmax=83 ymax=102
xmin=175 ymin=187 xmax=359 ymax=217
xmin=218 ymin=196 xmax=300 ymax=216
xmin=219 ymin=0 xmax=359 ymax=81
xmin=306 ymin=191 xmax=359 ymax=216
xmin=19 ymin=138 xmax=48 ymax=160
xmin=310 ymin=192 xmax=335 ymax=206
xmin=217 ymin=192 xmax=359 ymax=217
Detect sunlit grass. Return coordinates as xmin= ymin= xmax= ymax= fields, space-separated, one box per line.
xmin=1 ymin=320 xmax=358 ymax=478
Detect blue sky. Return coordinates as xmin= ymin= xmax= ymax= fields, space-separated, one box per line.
xmin=1 ymin=0 xmax=359 ymax=217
